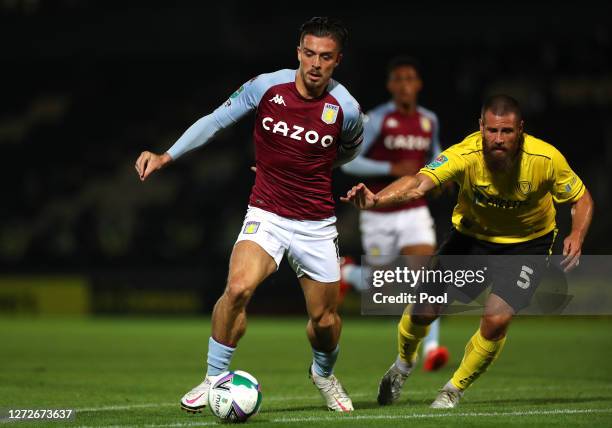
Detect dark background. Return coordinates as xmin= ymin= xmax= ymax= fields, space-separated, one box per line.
xmin=2 ymin=2 xmax=610 ymax=314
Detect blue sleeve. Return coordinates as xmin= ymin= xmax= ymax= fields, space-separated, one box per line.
xmin=341 ymin=105 xmax=392 ymax=176
xmin=166 ymin=74 xmax=275 ymax=160
xmin=428 ymin=112 xmax=442 ymax=163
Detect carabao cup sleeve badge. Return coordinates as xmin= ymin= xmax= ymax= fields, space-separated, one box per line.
xmin=425 ymin=154 xmax=448 ymax=169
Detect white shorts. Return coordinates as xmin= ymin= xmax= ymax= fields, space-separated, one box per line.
xmin=235 ymin=206 xmax=340 ymax=283
xmin=360 ymin=206 xmax=436 ymax=265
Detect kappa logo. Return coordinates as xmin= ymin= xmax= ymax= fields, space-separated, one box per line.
xmin=385 ymin=117 xmax=399 ymax=128
xmin=321 ymin=103 xmax=339 ymax=124
xmin=269 ymin=94 xmax=286 ymax=106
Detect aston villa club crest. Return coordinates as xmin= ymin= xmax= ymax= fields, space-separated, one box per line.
xmin=518 ymin=181 xmax=531 ymax=195
xmin=243 ymin=221 xmax=260 ymax=234
xmin=321 ymin=103 xmax=339 ymax=124
xmin=420 ymin=116 xmax=432 ymax=132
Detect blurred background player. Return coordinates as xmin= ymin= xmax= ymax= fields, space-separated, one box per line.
xmin=135 ymin=17 xmax=363 ymax=413
xmin=342 ymin=94 xmax=594 ymax=409
xmin=340 ymin=57 xmax=449 ymax=383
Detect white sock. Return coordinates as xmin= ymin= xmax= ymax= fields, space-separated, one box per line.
xmin=341 ymin=264 xmax=371 ymax=291
xmin=444 ymin=380 xmax=463 ymax=393
xmin=422 ymin=318 xmax=440 ymax=355
xmin=394 ymin=355 xmax=414 ymax=375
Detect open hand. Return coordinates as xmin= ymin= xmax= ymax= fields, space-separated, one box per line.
xmin=340 ymin=183 xmax=379 ymax=209
xmin=560 ymin=232 xmax=582 ymax=272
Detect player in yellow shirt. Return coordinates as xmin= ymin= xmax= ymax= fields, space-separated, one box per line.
xmin=342 ymin=94 xmax=594 ymax=408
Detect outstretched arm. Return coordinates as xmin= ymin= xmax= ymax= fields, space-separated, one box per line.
xmin=134 ymin=72 xmax=280 ymax=181
xmin=341 ymin=173 xmax=436 ymax=210
xmin=561 ymin=188 xmax=594 ymax=272
xmin=134 ymin=110 xmax=229 ymax=181
xmin=134 ymin=110 xmax=226 ymax=182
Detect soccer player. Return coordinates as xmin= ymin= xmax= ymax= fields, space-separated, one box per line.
xmin=134 ymin=17 xmax=363 ymax=413
xmin=342 ymin=95 xmax=593 ymax=408
xmin=339 ymin=57 xmax=449 ymax=388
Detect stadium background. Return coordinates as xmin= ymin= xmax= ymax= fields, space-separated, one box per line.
xmin=2 ymin=3 xmax=612 ymax=427
xmin=1 ymin=2 xmax=611 ymax=315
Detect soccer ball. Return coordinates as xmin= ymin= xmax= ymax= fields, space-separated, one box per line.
xmin=208 ymin=370 xmax=262 ymax=422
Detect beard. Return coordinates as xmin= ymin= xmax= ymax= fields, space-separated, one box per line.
xmin=483 ymin=137 xmax=522 ymax=173
xmin=484 ymin=147 xmax=514 ymax=172
xmin=300 ymin=69 xmax=326 ymax=92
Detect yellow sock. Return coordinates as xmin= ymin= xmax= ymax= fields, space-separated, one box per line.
xmin=397 ymin=313 xmax=430 ymax=364
xmin=450 ymin=329 xmax=506 ymax=391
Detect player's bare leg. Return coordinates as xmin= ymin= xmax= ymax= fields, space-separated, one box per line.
xmin=212 ymin=240 xmax=277 ymax=345
xmin=181 ymin=241 xmax=276 ymax=413
xmin=431 ymin=293 xmax=512 ymax=409
xmin=301 ymin=276 xmax=353 ymax=412
xmin=302 ymin=276 xmax=342 ymax=351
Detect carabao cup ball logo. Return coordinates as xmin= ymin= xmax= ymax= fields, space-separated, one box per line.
xmin=425 ymin=154 xmax=448 ymax=170
xmin=208 ymin=370 xmax=262 ymax=422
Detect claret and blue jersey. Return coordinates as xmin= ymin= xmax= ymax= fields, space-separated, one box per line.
xmin=342 ymin=101 xmax=441 ymax=212
xmin=167 ymin=69 xmax=363 ymax=220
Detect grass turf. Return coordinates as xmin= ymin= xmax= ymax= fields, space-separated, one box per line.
xmin=1 ymin=316 xmax=611 ymax=427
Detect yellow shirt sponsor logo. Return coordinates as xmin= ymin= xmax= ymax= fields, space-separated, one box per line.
xmin=419 ymin=132 xmax=585 ymax=243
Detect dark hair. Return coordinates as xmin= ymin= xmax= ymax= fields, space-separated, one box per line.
xmin=481 ymin=94 xmax=522 ymax=121
xmin=299 ymin=17 xmax=348 ymax=51
xmin=387 ymin=56 xmax=422 ymax=79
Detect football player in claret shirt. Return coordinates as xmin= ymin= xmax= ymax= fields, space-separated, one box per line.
xmin=342 ymin=94 xmax=593 ymax=408
xmin=135 ymin=17 xmax=363 ymax=413
xmin=340 ymin=58 xmax=450 ymax=394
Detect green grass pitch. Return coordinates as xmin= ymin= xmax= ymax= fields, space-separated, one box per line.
xmin=1 ymin=316 xmax=611 ymax=427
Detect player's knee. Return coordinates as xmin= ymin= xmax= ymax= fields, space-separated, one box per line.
xmin=480 ymin=313 xmax=512 ymax=340
xmin=410 ymin=314 xmax=437 ymax=326
xmin=409 ymin=303 xmax=440 ymax=325
xmin=225 ymin=278 xmax=255 ymax=308
xmin=310 ymin=309 xmax=337 ymax=331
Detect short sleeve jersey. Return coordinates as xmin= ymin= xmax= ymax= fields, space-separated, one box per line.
xmin=419 ymin=132 xmax=585 ymax=243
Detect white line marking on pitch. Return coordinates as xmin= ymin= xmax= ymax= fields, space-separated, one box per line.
xmin=272 ymin=408 xmax=612 ymax=423
xmin=76 ymin=384 xmax=612 ymax=413
xmin=76 ymin=393 xmax=370 ymax=412
xmin=73 ymin=408 xmax=612 ymax=428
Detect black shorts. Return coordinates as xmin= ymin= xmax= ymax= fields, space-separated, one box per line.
xmin=422 ymin=228 xmax=556 ymax=313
